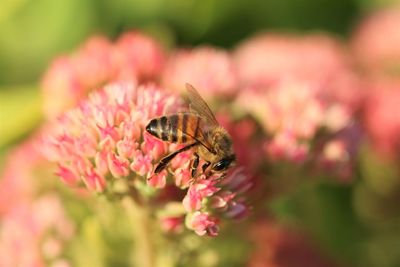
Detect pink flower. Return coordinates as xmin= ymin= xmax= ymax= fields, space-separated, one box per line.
xmin=351 ymin=8 xmax=400 ymax=77
xmin=238 ymin=80 xmax=325 ymax=139
xmin=42 ymin=82 xmax=182 ymax=192
xmin=236 ymin=77 xmax=356 ymax=172
xmin=234 ymin=33 xmax=361 ymax=108
xmin=42 ymin=36 xmax=115 ymax=118
xmin=162 ymin=46 xmax=238 ymax=101
xmin=114 ymin=31 xmax=166 ymax=82
xmin=0 ymin=194 xmax=74 ymax=267
xmin=41 ymin=32 xmax=166 ymax=118
xmin=0 ymin=138 xmax=44 ymax=216
xmin=160 ymin=216 xmax=184 ymax=233
xmin=248 ymin=219 xmax=341 ymax=267
xmin=234 ymin=33 xmax=349 ymax=84
xmin=182 ymin=167 xmax=252 ymax=235
xmin=182 ymin=178 xmax=220 ymax=212
xmin=264 ymin=131 xmax=309 ymax=163
xmin=186 ymin=211 xmax=219 ymax=237
xmin=363 ymin=79 xmax=400 ymax=159
xmin=217 ymin=113 xmax=265 ymax=172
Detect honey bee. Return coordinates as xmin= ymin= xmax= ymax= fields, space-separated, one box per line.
xmin=146 ymin=83 xmax=235 ymax=177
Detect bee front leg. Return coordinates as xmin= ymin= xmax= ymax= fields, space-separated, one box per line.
xmin=191 ymin=153 xmax=200 ymax=178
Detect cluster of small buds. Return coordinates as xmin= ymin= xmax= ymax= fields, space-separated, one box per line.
xmin=42 ymin=82 xmax=181 ymax=191
xmin=42 ymin=31 xmax=165 ymax=118
xmin=184 ymin=168 xmax=252 ymax=236
xmin=236 ymin=79 xmax=354 ymax=166
xmin=42 ymin=82 xmax=251 ymax=236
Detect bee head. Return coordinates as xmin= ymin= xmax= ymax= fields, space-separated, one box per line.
xmin=212 ymin=154 xmax=236 ymax=172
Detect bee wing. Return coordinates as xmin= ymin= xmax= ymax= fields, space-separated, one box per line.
xmin=177 ymin=113 xmax=215 ymax=153
xmin=185 ymin=83 xmax=219 ymax=127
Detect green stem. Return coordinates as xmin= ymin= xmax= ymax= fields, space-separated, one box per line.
xmin=123 ymin=198 xmax=155 ymax=267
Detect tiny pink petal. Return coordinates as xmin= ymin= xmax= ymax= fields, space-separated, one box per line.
xmin=107 ymin=153 xmax=130 ymax=178
xmin=147 ymin=171 xmax=167 ymax=188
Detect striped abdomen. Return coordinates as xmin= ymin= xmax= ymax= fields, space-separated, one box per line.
xmin=146 ymin=113 xmax=201 ymax=143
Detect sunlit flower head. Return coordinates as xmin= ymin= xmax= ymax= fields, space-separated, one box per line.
xmin=42 ymin=82 xmax=250 ymax=236
xmin=42 ymin=32 xmax=165 ymax=118
xmin=42 ymin=82 xmax=181 ymax=191
xmin=162 ymin=46 xmax=238 ymax=101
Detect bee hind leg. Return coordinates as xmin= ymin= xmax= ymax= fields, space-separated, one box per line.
xmin=191 ymin=153 xmax=200 ymax=178
xmin=153 ymin=142 xmax=199 ymax=175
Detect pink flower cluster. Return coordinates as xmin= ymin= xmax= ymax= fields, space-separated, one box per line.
xmin=362 ymin=79 xmax=400 ymax=159
xmin=351 ymin=8 xmax=400 ymax=160
xmin=352 ymin=7 xmax=400 ymax=77
xmin=0 ymin=140 xmax=74 ymax=267
xmin=161 ymin=46 xmax=238 ymax=101
xmin=43 ymin=83 xmax=181 ymax=191
xmin=42 ymin=32 xmax=165 ymax=118
xmin=184 ymin=168 xmax=252 ymax=236
xmin=233 ymin=33 xmax=361 ymax=179
xmin=42 ymin=82 xmax=251 ymax=236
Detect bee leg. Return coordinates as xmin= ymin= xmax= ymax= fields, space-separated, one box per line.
xmin=191 ymin=153 xmax=200 ymax=178
xmin=153 ymin=142 xmax=198 ymax=174
xmin=202 ymin=161 xmax=211 ymax=174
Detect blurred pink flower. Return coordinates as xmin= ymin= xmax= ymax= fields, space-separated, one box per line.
xmin=42 ymin=32 xmax=166 ymax=118
xmin=234 ymin=33 xmax=348 ymax=82
xmin=247 ymin=219 xmax=341 ymax=267
xmin=0 ymin=138 xmax=44 ymax=216
xmin=217 ymin=113 xmax=265 ymax=171
xmin=0 ymin=194 xmax=74 ymax=267
xmin=42 ymin=82 xmax=251 ymax=236
xmin=160 ymin=216 xmax=185 ymax=233
xmin=186 ymin=211 xmax=219 ymax=237
xmin=114 ymin=31 xmax=166 ymax=82
xmin=363 ymin=79 xmax=400 ymax=159
xmin=235 ymin=78 xmax=357 ymax=179
xmin=162 ymin=46 xmax=238 ymax=101
xmin=0 ymin=137 xmax=75 ymax=266
xmin=352 ymin=7 xmax=400 ymax=77
xmin=234 ymin=33 xmax=361 ymax=108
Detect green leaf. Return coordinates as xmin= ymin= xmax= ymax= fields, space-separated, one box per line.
xmin=0 ymin=85 xmax=42 ymax=148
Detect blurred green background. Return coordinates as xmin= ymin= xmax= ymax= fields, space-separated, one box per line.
xmin=0 ymin=0 xmax=388 ymax=86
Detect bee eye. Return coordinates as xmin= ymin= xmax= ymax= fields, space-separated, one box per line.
xmin=212 ymin=156 xmax=235 ymax=172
